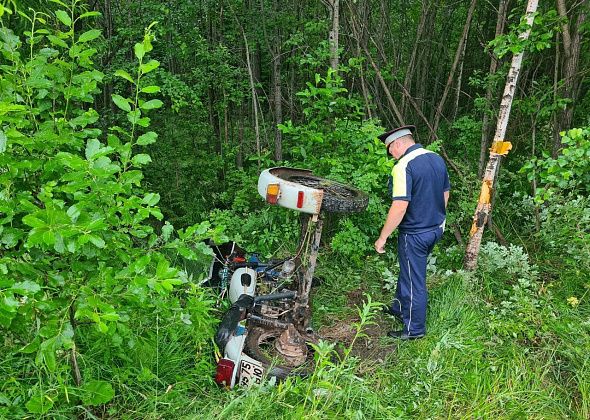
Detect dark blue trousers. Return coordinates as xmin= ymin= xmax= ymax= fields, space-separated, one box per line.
xmin=390 ymin=227 xmax=443 ymax=337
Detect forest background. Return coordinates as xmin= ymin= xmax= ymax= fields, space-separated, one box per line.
xmin=0 ymin=0 xmax=589 ymax=418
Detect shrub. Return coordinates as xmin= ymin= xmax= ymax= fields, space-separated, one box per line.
xmin=0 ymin=6 xmax=219 ymax=416
xmin=477 ymin=243 xmax=549 ymax=341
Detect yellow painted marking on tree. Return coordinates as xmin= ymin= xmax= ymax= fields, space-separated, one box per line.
xmin=489 ymin=141 xmax=512 ymax=155
xmin=478 ymin=180 xmax=492 ymax=204
xmin=469 ymin=220 xmax=478 ymax=236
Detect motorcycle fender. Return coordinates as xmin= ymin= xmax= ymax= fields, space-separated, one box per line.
xmin=224 ymin=333 xmax=246 ymax=388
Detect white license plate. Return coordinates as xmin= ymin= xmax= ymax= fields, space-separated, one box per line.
xmin=238 ymin=358 xmax=264 ymax=387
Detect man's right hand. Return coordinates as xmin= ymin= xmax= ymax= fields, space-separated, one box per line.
xmin=374 ymin=237 xmax=386 ymax=254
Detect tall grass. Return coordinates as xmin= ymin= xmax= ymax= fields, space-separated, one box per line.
xmin=11 ymin=246 xmax=584 ymax=418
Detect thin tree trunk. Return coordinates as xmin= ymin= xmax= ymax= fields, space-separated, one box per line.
xmin=452 ymin=30 xmax=468 ymax=122
xmin=272 ymin=51 xmax=282 ymax=161
xmin=69 ymin=304 xmax=82 ymax=386
xmin=361 ymin=23 xmax=464 ymax=178
xmin=330 ymin=0 xmax=339 ymax=70
xmin=348 ymin=1 xmax=404 ymax=125
xmin=464 ymin=0 xmax=539 ymax=271
xmin=361 ymin=43 xmax=405 ymax=126
xmin=401 ymin=1 xmax=430 ymax=116
xmin=237 ymin=106 xmax=244 ymax=169
xmin=552 ymin=31 xmax=561 ymax=153
xmin=553 ymin=0 xmax=587 ymax=156
xmin=430 ymin=0 xmax=477 ymax=141
xmin=349 ymin=1 xmax=372 ymax=119
xmin=322 ymin=0 xmax=340 ymax=70
xmin=479 ymin=0 xmax=509 ymax=178
xmin=234 ymin=12 xmax=261 ymax=169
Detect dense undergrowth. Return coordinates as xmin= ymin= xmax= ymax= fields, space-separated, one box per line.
xmin=1 ymin=3 xmax=589 ymax=419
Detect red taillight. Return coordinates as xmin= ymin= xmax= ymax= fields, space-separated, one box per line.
xmin=266 ymin=184 xmax=280 ymax=204
xmin=215 ymin=358 xmax=235 ymax=387
xmin=297 ymin=191 xmax=304 ymax=208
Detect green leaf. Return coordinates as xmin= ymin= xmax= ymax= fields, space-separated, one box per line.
xmin=131 ymin=154 xmax=152 ymax=166
xmin=26 ymin=393 xmax=53 ymax=414
xmin=54 ymin=232 xmax=65 ymax=253
xmin=42 ymin=230 xmax=55 ymax=246
xmin=142 ymin=192 xmax=160 ymax=206
xmin=11 ymin=281 xmax=41 ymax=295
xmin=137 ymin=117 xmax=151 ymax=127
xmin=137 ymin=131 xmax=157 ymax=145
xmin=67 ymin=204 xmax=80 ymax=221
xmin=82 ymin=380 xmax=115 ymax=406
xmin=127 ymin=109 xmax=141 ymax=124
xmin=134 ymin=42 xmax=145 ymax=60
xmin=1 ymin=294 xmax=19 ymax=312
xmin=88 ymin=235 xmax=105 ymax=248
xmin=37 ymin=338 xmax=57 ymax=372
xmin=134 ymin=255 xmax=151 ymax=273
xmin=161 ymin=223 xmax=173 ymax=241
xmin=140 ymin=59 xmax=159 ymax=74
xmin=79 ymin=11 xmax=101 ymax=19
xmin=85 ymin=138 xmax=100 ymax=160
xmin=141 ymin=85 xmax=160 ymax=94
xmin=112 ymin=94 xmax=131 ymax=112
xmin=47 ymin=34 xmax=68 ymax=48
xmin=22 ymin=215 xmax=46 ymax=228
xmin=55 ymin=10 xmax=71 ymax=26
xmin=114 ymin=69 xmax=135 ymax=84
xmin=140 ymin=99 xmax=163 ymax=110
xmin=156 ymin=258 xmax=170 ymax=278
xmin=19 ymin=337 xmax=41 ymax=354
xmin=78 ymin=29 xmax=101 ymax=43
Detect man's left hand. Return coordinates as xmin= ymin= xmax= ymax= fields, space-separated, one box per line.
xmin=374 ymin=237 xmax=386 ymax=254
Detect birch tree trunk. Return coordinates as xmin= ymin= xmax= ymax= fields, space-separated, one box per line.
xmin=478 ymin=0 xmax=509 ymax=178
xmin=464 ymin=0 xmax=539 ymax=271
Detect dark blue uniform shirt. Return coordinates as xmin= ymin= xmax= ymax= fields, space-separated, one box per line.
xmin=390 ymin=144 xmax=450 ymax=234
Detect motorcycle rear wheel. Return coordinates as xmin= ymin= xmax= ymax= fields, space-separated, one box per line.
xmin=244 ymin=326 xmax=315 ymax=380
xmin=274 ymin=172 xmax=368 ymax=213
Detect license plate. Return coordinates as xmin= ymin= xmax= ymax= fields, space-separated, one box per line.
xmin=238 ymin=358 xmax=264 ymax=387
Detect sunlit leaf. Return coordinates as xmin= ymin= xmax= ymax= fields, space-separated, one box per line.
xmin=111 ymin=94 xmax=131 ymax=112
xmin=55 ymin=10 xmax=71 ymax=26
xmin=78 ymin=29 xmax=101 ymax=43
xmin=140 ymin=99 xmax=163 ymax=110
xmin=114 ymin=69 xmax=135 ymax=84
xmin=137 ymin=131 xmax=157 ymax=145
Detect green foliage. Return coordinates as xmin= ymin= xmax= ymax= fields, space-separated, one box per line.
xmin=488 ymin=9 xmax=558 ymax=58
xmin=537 ymin=195 xmax=590 ymax=279
xmin=521 ymin=127 xmax=590 ymax=202
xmin=0 ymin=6 xmax=219 ymax=416
xmin=477 ymin=242 xmax=548 ymax=341
xmin=279 ymin=69 xmax=389 ymax=262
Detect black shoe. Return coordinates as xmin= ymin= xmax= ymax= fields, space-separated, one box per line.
xmin=381 ymin=306 xmax=403 ymax=323
xmin=387 ymin=330 xmax=425 ymax=340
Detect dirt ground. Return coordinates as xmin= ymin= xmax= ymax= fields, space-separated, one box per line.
xmin=318 ymin=288 xmax=397 ymax=373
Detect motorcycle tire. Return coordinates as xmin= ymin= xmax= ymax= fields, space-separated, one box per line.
xmin=274 ymin=173 xmax=368 ymax=214
xmin=244 ymin=326 xmax=315 ymax=381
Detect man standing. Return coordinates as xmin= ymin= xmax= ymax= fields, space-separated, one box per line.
xmin=374 ymin=126 xmax=450 ymax=340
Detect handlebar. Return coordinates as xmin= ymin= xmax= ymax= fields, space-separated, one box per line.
xmin=229 ymin=258 xmax=287 ymax=271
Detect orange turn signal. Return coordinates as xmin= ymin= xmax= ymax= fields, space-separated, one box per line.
xmin=266 ymin=183 xmax=280 ymax=204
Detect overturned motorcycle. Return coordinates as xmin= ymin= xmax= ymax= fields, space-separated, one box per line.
xmin=208 ymin=167 xmax=368 ymax=388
